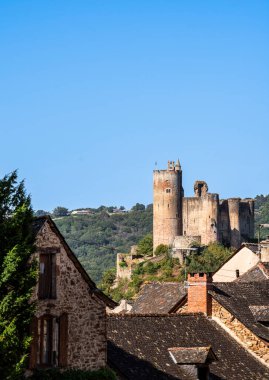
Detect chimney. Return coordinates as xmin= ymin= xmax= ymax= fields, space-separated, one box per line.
xmin=187 ymin=273 xmax=212 ymax=316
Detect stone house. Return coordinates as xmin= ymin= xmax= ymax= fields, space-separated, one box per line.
xmin=213 ymin=242 xmax=269 ymax=282
xmin=130 ymin=273 xmax=269 ymax=371
xmin=29 ymin=216 xmax=116 ymax=371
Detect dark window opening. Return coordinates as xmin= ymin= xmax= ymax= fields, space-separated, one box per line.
xmin=197 ymin=366 xmax=209 ymax=380
xmin=236 ymin=269 xmax=240 ymax=278
xmin=37 ymin=315 xmax=59 ymax=367
xmin=168 ymin=204 xmax=169 ymax=208
xmin=166 ymin=188 xmax=171 ymax=193
xmin=39 ymin=253 xmax=57 ymax=299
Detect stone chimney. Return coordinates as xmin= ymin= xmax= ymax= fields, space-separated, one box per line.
xmin=187 ymin=273 xmax=212 ymax=316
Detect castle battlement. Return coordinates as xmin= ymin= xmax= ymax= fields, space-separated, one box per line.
xmin=153 ymin=160 xmax=254 ymax=250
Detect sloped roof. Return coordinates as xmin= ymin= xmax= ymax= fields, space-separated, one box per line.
xmin=131 ymin=282 xmax=187 ymax=314
xmin=168 ymin=346 xmax=217 ymax=365
xmin=249 ymin=306 xmax=269 ymax=322
xmin=107 ymin=313 xmax=269 ymax=380
xmin=213 ymin=243 xmax=259 ymax=276
xmin=235 ymin=262 xmax=269 ymax=282
xmin=33 ymin=216 xmax=117 ymax=308
xmin=210 ymin=281 xmax=269 ymax=341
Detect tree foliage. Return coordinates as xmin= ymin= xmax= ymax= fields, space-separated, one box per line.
xmin=186 ymin=242 xmax=232 ymax=273
xmin=0 ymin=171 xmax=37 ymax=379
xmin=55 ymin=206 xmax=153 ymax=282
xmin=136 ymin=234 xmax=153 ymax=256
xmin=52 ymin=206 xmax=69 ymax=217
xmin=154 ymin=244 xmax=169 ymax=256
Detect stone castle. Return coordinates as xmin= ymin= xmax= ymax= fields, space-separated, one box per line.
xmin=153 ymin=160 xmax=255 ymax=250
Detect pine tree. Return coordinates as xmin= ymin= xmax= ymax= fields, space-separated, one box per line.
xmin=0 ymin=171 xmax=37 ymax=379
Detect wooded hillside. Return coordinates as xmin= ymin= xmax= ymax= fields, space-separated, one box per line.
xmin=51 ymin=195 xmax=269 ymax=283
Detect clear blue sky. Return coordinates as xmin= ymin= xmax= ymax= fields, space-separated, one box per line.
xmin=1 ymin=0 xmax=268 ymax=211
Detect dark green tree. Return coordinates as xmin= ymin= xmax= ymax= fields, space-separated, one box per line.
xmin=52 ymin=206 xmax=69 ymax=217
xmin=136 ymin=234 xmax=153 ymax=256
xmin=154 ymin=244 xmax=169 ymax=256
xmin=131 ymin=203 xmax=145 ymax=211
xmin=0 ymin=171 xmax=37 ymax=379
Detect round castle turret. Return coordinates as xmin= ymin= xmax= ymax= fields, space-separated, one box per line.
xmin=153 ymin=160 xmax=183 ymax=251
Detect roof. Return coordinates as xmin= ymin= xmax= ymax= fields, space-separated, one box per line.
xmin=33 ymin=216 xmax=117 ymax=309
xmin=168 ymin=346 xmax=217 ymax=365
xmin=131 ymin=282 xmax=187 ymax=314
xmin=249 ymin=306 xmax=269 ymax=322
xmin=213 ymin=243 xmax=259 ymax=276
xmin=107 ymin=313 xmax=269 ymax=380
xmin=235 ymin=262 xmax=269 ymax=282
xmin=210 ymin=281 xmax=269 ymax=341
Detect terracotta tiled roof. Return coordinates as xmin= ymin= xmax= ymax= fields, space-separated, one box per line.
xmin=210 ymin=281 xmax=269 ymax=341
xmin=131 ymin=282 xmax=186 ymax=314
xmin=107 ymin=313 xmax=269 ymax=379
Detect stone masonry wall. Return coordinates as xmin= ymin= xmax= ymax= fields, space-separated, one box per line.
xmin=32 ymin=220 xmax=107 ymax=370
xmin=212 ymin=299 xmax=269 ymax=364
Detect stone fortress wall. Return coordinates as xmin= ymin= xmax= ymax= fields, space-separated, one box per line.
xmin=153 ymin=160 xmax=254 ymax=250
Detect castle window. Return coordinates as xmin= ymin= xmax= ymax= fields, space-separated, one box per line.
xmin=166 ymin=188 xmax=171 ymax=193
xmin=38 ymin=253 xmax=57 ymax=299
xmin=236 ymin=269 xmax=240 ymax=278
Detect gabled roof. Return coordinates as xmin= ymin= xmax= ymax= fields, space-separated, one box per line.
xmin=213 ymin=243 xmax=259 ymax=276
xmin=235 ymin=262 xmax=269 ymax=282
xmin=107 ymin=313 xmax=269 ymax=379
xmin=131 ymin=282 xmax=187 ymax=314
xmin=33 ymin=216 xmax=117 ymax=309
xmin=210 ymin=281 xmax=269 ymax=341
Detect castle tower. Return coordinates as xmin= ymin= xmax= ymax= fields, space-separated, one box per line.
xmin=153 ymin=160 xmax=183 ymax=251
xmin=228 ymin=198 xmax=241 ymax=248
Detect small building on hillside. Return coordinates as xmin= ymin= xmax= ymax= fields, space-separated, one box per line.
xmin=29 ymin=216 xmax=116 ymax=371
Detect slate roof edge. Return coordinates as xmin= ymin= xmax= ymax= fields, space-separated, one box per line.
xmin=209 ymin=290 xmax=269 ymax=343
xmin=108 ymin=312 xmax=205 ymax=318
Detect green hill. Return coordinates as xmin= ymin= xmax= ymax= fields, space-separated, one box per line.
xmin=52 ymin=195 xmax=269 ymax=283
xmin=54 ymin=205 xmax=153 ymax=282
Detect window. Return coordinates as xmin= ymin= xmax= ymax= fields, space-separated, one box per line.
xmin=236 ymin=269 xmax=240 ymax=278
xmin=37 ymin=315 xmax=59 ymax=367
xmin=30 ymin=313 xmax=68 ymax=369
xmin=38 ymin=253 xmax=57 ymax=299
xmin=166 ymin=188 xmax=171 ymax=193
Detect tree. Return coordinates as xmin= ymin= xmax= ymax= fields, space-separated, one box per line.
xmin=131 ymin=203 xmax=145 ymax=212
xmin=0 ymin=171 xmax=37 ymax=379
xmin=34 ymin=209 xmax=49 ymax=217
xmin=186 ymin=242 xmax=232 ymax=273
xmin=154 ymin=244 xmax=169 ymax=256
xmin=136 ymin=234 xmax=153 ymax=256
xmin=52 ymin=206 xmax=69 ymax=217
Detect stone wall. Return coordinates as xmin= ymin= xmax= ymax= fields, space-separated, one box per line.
xmin=212 ymin=299 xmax=269 ymax=364
xmin=153 ymin=161 xmax=255 ymax=251
xmin=32 ymin=220 xmax=107 ymax=370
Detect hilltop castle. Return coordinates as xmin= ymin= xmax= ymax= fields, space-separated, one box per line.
xmin=153 ymin=160 xmax=254 ymax=250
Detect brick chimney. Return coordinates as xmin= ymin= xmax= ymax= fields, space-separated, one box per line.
xmin=187 ymin=273 xmax=212 ymax=316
